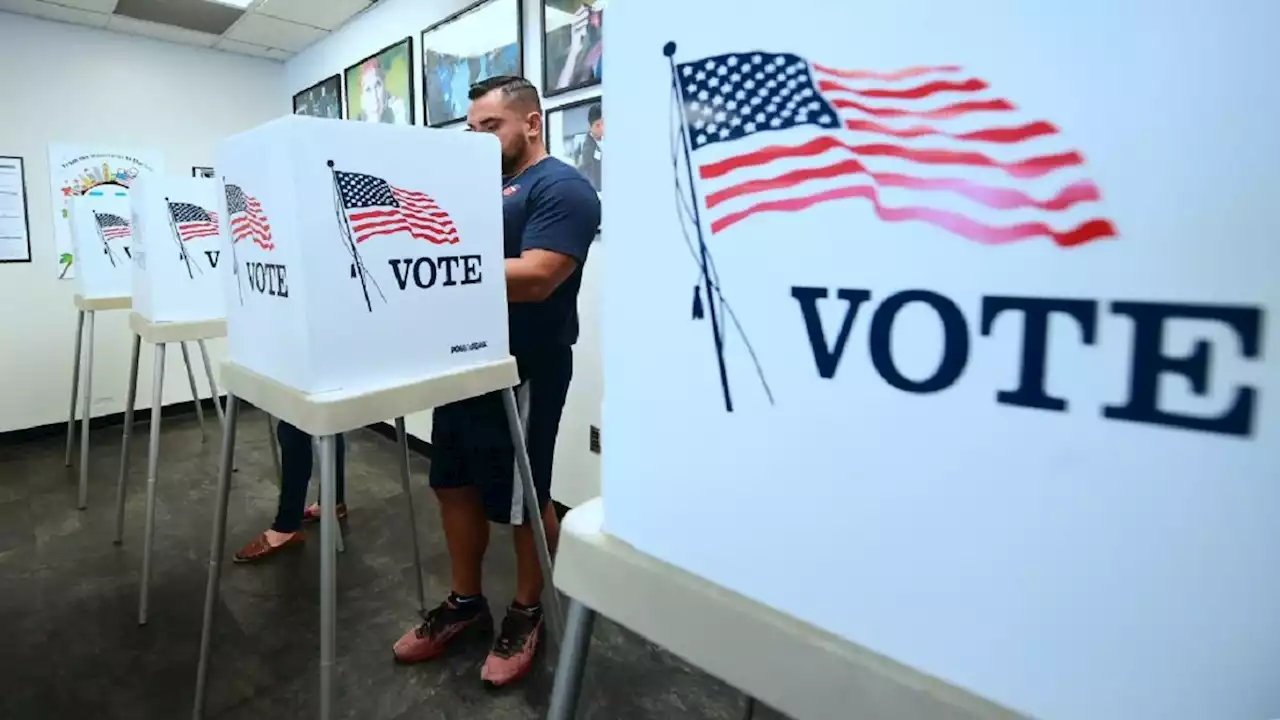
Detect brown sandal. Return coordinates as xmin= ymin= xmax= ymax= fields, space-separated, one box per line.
xmin=233 ymin=531 xmax=305 ymax=563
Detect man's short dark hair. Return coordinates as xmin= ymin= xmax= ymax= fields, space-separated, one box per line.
xmin=587 ymin=103 xmax=602 ymax=125
xmin=468 ymin=75 xmax=542 ymax=113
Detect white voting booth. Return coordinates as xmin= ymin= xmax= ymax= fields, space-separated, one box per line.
xmin=191 ymin=116 xmax=558 ymax=720
xmin=114 ymin=174 xmax=231 ymax=626
xmin=64 ymin=192 xmax=134 ymax=509
xmin=551 ymin=2 xmax=1280 ymax=720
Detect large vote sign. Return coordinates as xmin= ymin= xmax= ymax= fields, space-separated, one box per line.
xmin=216 ymin=116 xmax=509 ymax=394
xmin=602 ymin=2 xmax=1279 ymax=719
xmin=130 ymin=176 xmax=227 ymax=323
xmin=68 ymin=192 xmax=133 ymax=300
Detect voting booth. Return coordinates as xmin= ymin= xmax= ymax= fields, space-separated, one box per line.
xmin=69 ymin=193 xmax=133 ymax=301
xmin=550 ymin=3 xmax=1280 ymax=720
xmin=214 ymin=115 xmax=509 ymax=395
xmin=192 ymin=116 xmax=558 ymax=720
xmin=130 ymin=175 xmax=227 ymax=323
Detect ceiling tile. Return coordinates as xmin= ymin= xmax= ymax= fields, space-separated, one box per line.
xmin=224 ymin=11 xmax=326 ymax=52
xmin=0 ymin=0 xmax=110 ymax=26
xmin=106 ymin=13 xmax=220 ymax=46
xmin=214 ymin=37 xmax=285 ymax=61
xmin=254 ymin=0 xmax=370 ymax=31
xmin=46 ymin=0 xmax=116 ymax=11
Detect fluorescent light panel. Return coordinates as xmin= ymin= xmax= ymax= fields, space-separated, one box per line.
xmin=207 ymin=0 xmax=255 ymax=8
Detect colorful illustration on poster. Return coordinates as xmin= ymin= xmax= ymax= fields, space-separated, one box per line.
xmin=345 ymin=38 xmax=414 ymax=125
xmin=421 ymin=0 xmax=522 ymax=126
xmin=544 ymin=0 xmax=604 ymax=94
xmin=47 ymin=145 xmax=163 ymax=278
xmin=663 ymin=43 xmax=1116 ymax=413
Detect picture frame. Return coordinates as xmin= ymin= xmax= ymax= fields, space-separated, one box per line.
xmin=293 ymin=74 xmax=343 ymax=119
xmin=545 ymin=97 xmax=603 ymax=194
xmin=344 ymin=37 xmax=416 ymax=126
xmin=192 ymin=166 xmax=215 ymax=179
xmin=0 ymin=155 xmax=33 ymax=263
xmin=541 ymin=0 xmax=604 ymax=98
xmin=420 ymin=0 xmax=523 ymax=128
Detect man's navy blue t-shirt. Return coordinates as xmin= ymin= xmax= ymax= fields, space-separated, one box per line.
xmin=502 ymin=157 xmax=601 ymax=358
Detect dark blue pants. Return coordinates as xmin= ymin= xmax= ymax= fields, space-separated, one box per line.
xmin=271 ymin=420 xmax=346 ymax=534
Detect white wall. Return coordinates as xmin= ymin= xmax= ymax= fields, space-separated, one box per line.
xmin=0 ymin=12 xmax=286 ymax=433
xmin=285 ymin=0 xmax=604 ymax=506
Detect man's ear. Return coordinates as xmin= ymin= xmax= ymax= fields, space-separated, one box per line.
xmin=528 ymin=111 xmax=544 ymax=139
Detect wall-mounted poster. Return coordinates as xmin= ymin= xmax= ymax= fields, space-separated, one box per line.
xmin=542 ymin=0 xmax=604 ymax=97
xmin=344 ymin=37 xmax=415 ymax=125
xmin=47 ymin=144 xmax=164 ymax=278
xmin=294 ymin=74 xmax=342 ymax=119
xmin=421 ymin=0 xmax=522 ymax=127
xmin=0 ymin=156 xmax=32 ymax=263
xmin=547 ymin=98 xmax=603 ymax=194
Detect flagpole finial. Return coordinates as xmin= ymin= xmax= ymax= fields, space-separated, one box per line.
xmin=663 ymin=41 xmax=677 ymax=57
xmin=326 ymin=160 xmax=335 ymax=168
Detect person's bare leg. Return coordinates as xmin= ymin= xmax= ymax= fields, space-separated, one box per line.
xmin=435 ymin=486 xmax=490 ymax=596
xmin=512 ymin=503 xmax=560 ymax=606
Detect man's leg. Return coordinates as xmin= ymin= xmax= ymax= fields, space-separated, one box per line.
xmin=234 ymin=420 xmax=310 ymax=562
xmin=436 ymin=486 xmax=490 ymax=597
xmin=512 ymin=503 xmax=560 ymax=606
xmin=304 ymin=433 xmax=347 ymax=522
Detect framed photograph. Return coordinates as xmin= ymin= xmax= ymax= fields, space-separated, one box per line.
xmin=541 ymin=0 xmax=604 ymax=97
xmin=344 ymin=37 xmax=415 ymax=125
xmin=421 ymin=0 xmax=522 ymax=128
xmin=192 ymin=166 xmax=215 ymax=179
xmin=0 ymin=156 xmax=32 ymax=263
xmin=293 ymin=74 xmax=342 ymax=119
xmin=546 ymin=98 xmax=603 ymax=194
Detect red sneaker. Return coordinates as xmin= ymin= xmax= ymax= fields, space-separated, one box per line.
xmin=392 ymin=597 xmax=492 ymax=664
xmin=480 ymin=605 xmax=543 ymax=688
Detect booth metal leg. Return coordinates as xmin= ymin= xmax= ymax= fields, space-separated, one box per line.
xmin=318 ymin=434 xmax=339 ymax=720
xmin=65 ymin=310 xmax=85 ymax=467
xmin=742 ymin=697 xmax=758 ymax=720
xmin=113 ymin=334 xmax=142 ymax=544
xmin=265 ymin=414 xmax=282 ymax=485
xmin=310 ymin=437 xmax=344 ymax=554
xmin=196 ymin=340 xmax=224 ymax=429
xmin=394 ymin=417 xmax=427 ymax=615
xmin=500 ymin=387 xmax=564 ymax=644
xmin=547 ymin=598 xmax=597 ymax=720
xmin=192 ymin=395 xmax=238 ymax=720
xmin=77 ymin=311 xmax=96 ymax=509
xmin=138 ymin=343 xmax=167 ymax=626
xmin=180 ymin=342 xmax=207 ymax=442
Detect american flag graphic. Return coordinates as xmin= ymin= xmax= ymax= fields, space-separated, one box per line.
xmin=168 ymin=202 xmax=220 ymax=242
xmin=95 ymin=212 xmax=132 ymax=241
xmin=675 ymin=52 xmax=1117 ymax=246
xmin=334 ymin=170 xmax=458 ymax=245
xmin=225 ymin=184 xmax=274 ymax=250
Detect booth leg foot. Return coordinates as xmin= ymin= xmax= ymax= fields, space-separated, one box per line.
xmin=192 ymin=395 xmax=239 ymax=720
xmin=548 ymin=599 xmax=596 ymax=720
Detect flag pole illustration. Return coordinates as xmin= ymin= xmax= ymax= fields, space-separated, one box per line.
xmin=164 ymin=196 xmax=203 ymax=279
xmin=93 ymin=211 xmax=128 ymax=267
xmin=666 ymin=42 xmax=735 ymax=413
xmin=327 ymin=160 xmax=386 ymax=313
xmin=224 ymin=180 xmax=274 ymax=304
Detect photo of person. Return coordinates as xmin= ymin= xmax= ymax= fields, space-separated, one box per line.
xmin=421 ymin=0 xmax=521 ymax=127
xmin=547 ymin=99 xmax=603 ymax=195
xmin=542 ymin=0 xmax=603 ymax=96
xmin=344 ymin=38 xmax=414 ymax=125
xmin=293 ymin=75 xmax=342 ymax=119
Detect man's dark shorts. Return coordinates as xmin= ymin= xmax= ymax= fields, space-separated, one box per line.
xmin=428 ymin=347 xmax=573 ymax=524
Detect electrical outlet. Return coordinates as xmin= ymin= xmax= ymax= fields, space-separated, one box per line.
xmin=589 ymin=425 xmax=601 ymax=454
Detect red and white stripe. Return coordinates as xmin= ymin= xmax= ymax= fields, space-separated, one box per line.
xmin=348 ymin=186 xmax=459 ymax=245
xmin=232 ymin=198 xmax=274 ymax=250
xmin=178 ymin=211 xmax=220 ymax=242
xmin=695 ymin=64 xmax=1116 ymax=247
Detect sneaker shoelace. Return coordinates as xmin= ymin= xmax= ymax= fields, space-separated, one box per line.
xmin=414 ymin=603 xmax=451 ymax=639
xmin=492 ymin=610 xmax=536 ymax=657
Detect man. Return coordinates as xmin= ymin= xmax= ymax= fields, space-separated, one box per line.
xmin=358 ymin=58 xmax=408 ymax=125
xmin=577 ymin=103 xmax=603 ymax=192
xmin=232 ymin=422 xmax=347 ymax=562
xmin=392 ymin=76 xmax=600 ymax=688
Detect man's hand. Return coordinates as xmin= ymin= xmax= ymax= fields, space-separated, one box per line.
xmin=505 ymin=249 xmax=579 ymax=302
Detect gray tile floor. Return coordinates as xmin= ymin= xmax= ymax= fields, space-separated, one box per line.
xmin=0 ymin=408 xmax=782 ymax=719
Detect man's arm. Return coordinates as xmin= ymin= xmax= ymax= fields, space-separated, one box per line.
xmin=505 ymin=177 xmax=601 ymax=303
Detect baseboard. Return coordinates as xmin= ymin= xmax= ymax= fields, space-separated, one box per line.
xmin=366 ymin=421 xmax=434 ymax=460
xmin=0 ymin=397 xmax=231 ymax=446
